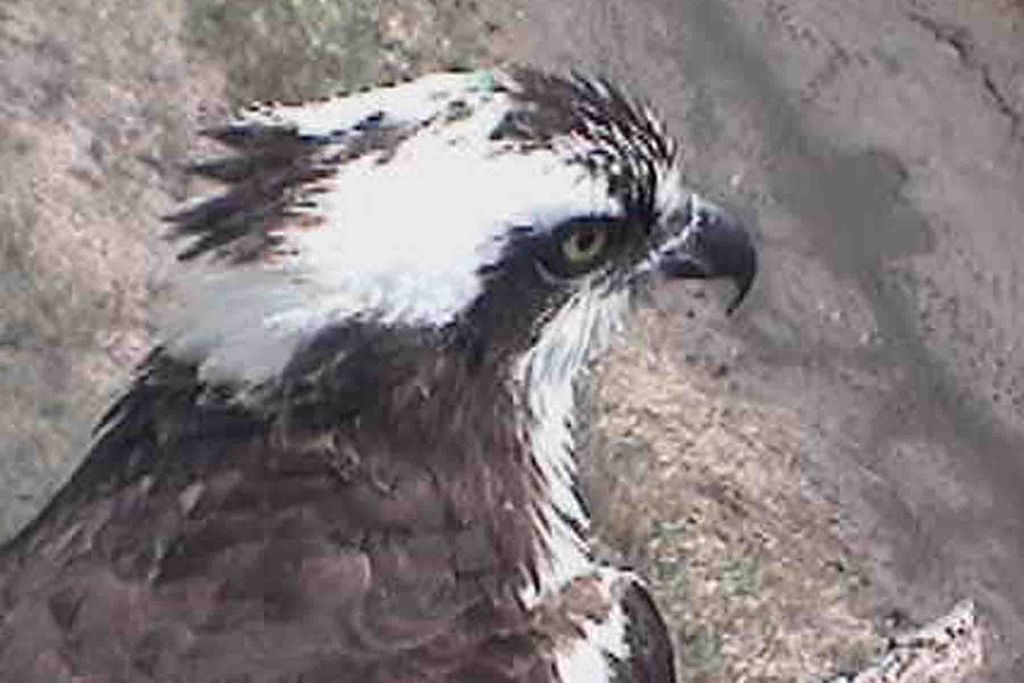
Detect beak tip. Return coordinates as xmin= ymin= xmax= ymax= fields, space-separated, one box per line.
xmin=656 ymin=197 xmax=758 ymax=314
xmin=727 ymin=246 xmax=757 ymax=315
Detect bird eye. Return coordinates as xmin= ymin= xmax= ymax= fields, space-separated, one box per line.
xmin=560 ymin=227 xmax=608 ymax=265
xmin=530 ymin=217 xmax=621 ymax=280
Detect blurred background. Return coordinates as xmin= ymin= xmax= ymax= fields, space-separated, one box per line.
xmin=1 ymin=0 xmax=1021 ymax=679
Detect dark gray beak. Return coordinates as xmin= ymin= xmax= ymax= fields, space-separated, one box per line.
xmin=656 ymin=196 xmax=757 ymax=315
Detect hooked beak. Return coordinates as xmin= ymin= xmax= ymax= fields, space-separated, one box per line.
xmin=656 ymin=196 xmax=757 ymax=315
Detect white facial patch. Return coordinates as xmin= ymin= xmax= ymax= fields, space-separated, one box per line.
xmin=513 ymin=278 xmax=631 ymax=606
xmin=242 ymin=71 xmax=500 ymax=137
xmin=165 ymin=71 xmax=624 ymax=386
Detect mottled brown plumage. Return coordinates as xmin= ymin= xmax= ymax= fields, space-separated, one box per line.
xmin=0 ymin=68 xmax=754 ymax=682
xmin=3 ymin=341 xmax=546 ymax=680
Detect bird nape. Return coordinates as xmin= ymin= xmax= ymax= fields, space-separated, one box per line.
xmin=0 ymin=67 xmax=755 ymax=682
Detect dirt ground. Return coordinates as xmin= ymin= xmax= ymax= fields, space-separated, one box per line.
xmin=1 ymin=0 xmax=1022 ymax=680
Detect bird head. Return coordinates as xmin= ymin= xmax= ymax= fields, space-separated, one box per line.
xmin=166 ymin=68 xmax=756 ymax=390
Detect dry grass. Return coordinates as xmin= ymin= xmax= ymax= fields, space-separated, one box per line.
xmin=184 ymin=0 xmax=507 ymax=107
xmin=582 ymin=311 xmax=884 ymax=680
xmin=0 ymin=0 xmax=224 ymax=538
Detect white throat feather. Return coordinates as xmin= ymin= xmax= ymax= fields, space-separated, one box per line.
xmin=512 ymin=277 xmax=631 ymax=606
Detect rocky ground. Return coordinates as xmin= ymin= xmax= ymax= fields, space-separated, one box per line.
xmin=1 ymin=0 xmax=1022 ymax=680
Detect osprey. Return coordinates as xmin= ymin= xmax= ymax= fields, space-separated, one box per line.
xmin=0 ymin=68 xmax=755 ymax=682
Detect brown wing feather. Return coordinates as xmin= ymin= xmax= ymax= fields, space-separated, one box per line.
xmin=0 ymin=341 xmax=557 ymax=682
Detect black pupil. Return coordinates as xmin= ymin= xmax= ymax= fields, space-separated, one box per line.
xmin=575 ymin=230 xmax=597 ymax=252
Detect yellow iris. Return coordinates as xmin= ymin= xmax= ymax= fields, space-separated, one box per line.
xmin=560 ymin=227 xmax=608 ymax=265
